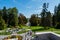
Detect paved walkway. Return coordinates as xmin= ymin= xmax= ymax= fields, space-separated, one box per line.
xmin=32 ymin=32 xmax=60 ymax=40
xmin=0 ymin=32 xmax=60 ymax=40
xmin=35 ymin=31 xmax=60 ymax=37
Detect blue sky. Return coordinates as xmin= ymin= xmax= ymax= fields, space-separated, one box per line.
xmin=0 ymin=0 xmax=60 ymax=18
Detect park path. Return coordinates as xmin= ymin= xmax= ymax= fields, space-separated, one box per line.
xmin=0 ymin=31 xmax=60 ymax=40
xmin=35 ymin=31 xmax=60 ymax=37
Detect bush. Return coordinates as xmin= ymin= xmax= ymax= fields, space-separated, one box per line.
xmin=56 ymin=23 xmax=60 ymax=29
xmin=0 ymin=19 xmax=6 ymax=30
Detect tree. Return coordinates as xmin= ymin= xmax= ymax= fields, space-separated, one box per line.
xmin=12 ymin=7 xmax=18 ymax=27
xmin=18 ymin=13 xmax=27 ymax=25
xmin=40 ymin=3 xmax=47 ymax=27
xmin=30 ymin=14 xmax=37 ymax=26
xmin=8 ymin=8 xmax=12 ymax=27
xmin=2 ymin=6 xmax=8 ymax=24
xmin=40 ymin=10 xmax=46 ymax=26
xmin=8 ymin=7 xmax=18 ymax=27
xmin=0 ymin=10 xmax=6 ymax=30
xmin=46 ymin=12 xmax=52 ymax=27
xmin=52 ymin=6 xmax=57 ymax=27
xmin=54 ymin=4 xmax=60 ymax=29
xmin=41 ymin=3 xmax=52 ymax=29
xmin=36 ymin=14 xmax=41 ymax=26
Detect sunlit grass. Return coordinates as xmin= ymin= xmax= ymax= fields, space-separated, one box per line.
xmin=0 ymin=26 xmax=60 ymax=35
xmin=17 ymin=25 xmax=60 ymax=34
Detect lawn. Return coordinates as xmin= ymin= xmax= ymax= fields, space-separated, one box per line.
xmin=21 ymin=26 xmax=60 ymax=34
xmin=0 ymin=26 xmax=60 ymax=35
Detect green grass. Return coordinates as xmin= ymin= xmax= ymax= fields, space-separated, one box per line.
xmin=0 ymin=32 xmax=11 ymax=35
xmin=20 ymin=26 xmax=60 ymax=34
xmin=0 ymin=26 xmax=60 ymax=35
xmin=17 ymin=30 xmax=27 ymax=34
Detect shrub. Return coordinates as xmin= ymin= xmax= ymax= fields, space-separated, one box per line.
xmin=0 ymin=19 xmax=6 ymax=30
xmin=56 ymin=23 xmax=60 ymax=29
